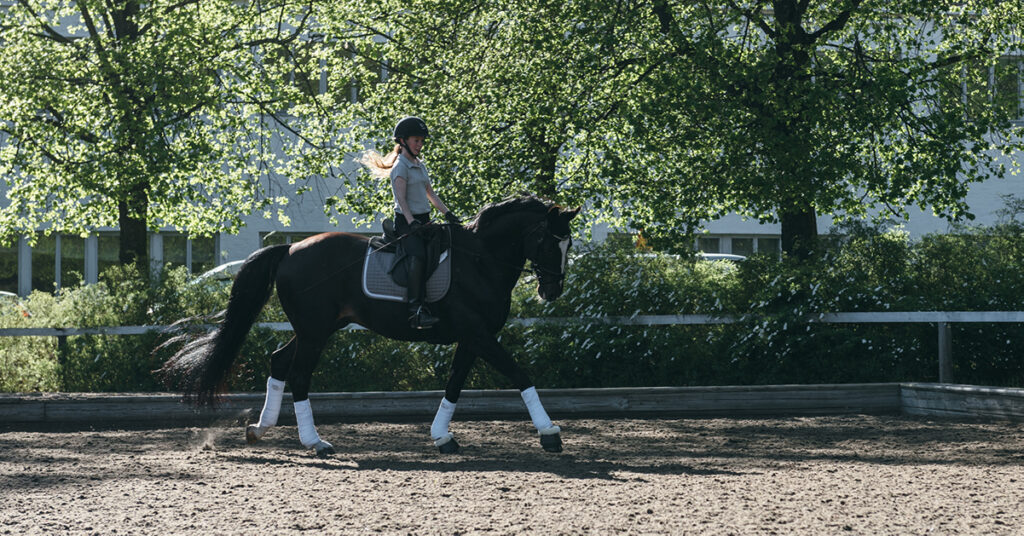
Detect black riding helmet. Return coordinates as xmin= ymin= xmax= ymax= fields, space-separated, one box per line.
xmin=393 ymin=116 xmax=429 ymax=141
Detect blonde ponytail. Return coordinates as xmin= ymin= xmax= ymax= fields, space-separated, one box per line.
xmin=358 ymin=144 xmax=402 ymax=179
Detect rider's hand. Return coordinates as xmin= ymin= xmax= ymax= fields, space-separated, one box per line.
xmin=444 ymin=212 xmax=462 ymax=225
xmin=408 ymin=220 xmax=423 ymax=234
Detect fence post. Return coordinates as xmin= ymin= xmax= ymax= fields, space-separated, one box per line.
xmin=937 ymin=322 xmax=953 ymax=383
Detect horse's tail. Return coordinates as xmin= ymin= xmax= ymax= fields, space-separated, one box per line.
xmin=157 ymin=244 xmax=291 ymax=406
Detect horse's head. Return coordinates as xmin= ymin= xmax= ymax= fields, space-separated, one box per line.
xmin=524 ymin=205 xmax=581 ymax=301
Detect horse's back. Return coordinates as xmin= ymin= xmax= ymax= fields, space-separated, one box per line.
xmin=275 ymin=232 xmax=369 ymax=297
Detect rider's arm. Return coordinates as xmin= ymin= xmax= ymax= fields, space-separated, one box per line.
xmin=425 ymin=183 xmax=451 ymax=216
xmin=392 ymin=176 xmax=416 ymax=225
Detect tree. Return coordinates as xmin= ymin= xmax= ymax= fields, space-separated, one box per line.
xmin=294 ymin=0 xmax=1021 ymax=258
xmin=287 ymin=0 xmax=670 ymax=230
xmin=646 ymin=0 xmax=1024 ymax=256
xmin=0 ymin=0 xmax=313 ymax=267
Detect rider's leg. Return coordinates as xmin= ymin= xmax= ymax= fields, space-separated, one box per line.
xmin=394 ymin=213 xmax=438 ymax=329
xmin=406 ymin=255 xmax=439 ymax=329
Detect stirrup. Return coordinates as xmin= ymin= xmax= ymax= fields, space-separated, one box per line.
xmin=409 ymin=305 xmax=439 ymax=329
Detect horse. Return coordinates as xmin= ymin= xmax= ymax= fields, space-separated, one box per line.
xmin=158 ymin=195 xmax=580 ymax=457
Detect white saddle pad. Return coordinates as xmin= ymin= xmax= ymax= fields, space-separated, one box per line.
xmin=361 ymin=245 xmax=451 ymax=303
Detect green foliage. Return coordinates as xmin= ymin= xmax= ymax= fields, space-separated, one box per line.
xmin=285 ymin=0 xmax=1023 ymax=252
xmin=0 ymin=1 xmax=312 ymax=260
xmin=3 ymin=1 xmax=1020 ymax=260
xmin=3 ymin=222 xmax=1024 ymax=393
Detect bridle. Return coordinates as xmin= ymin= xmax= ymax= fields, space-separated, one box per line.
xmin=523 ymin=220 xmax=571 ymax=286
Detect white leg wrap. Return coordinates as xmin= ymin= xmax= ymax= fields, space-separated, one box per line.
xmin=521 ymin=386 xmax=554 ymax=432
xmin=430 ymin=398 xmax=457 ymax=440
xmin=293 ymin=399 xmax=322 ymax=448
xmin=257 ymin=377 xmax=286 ymax=428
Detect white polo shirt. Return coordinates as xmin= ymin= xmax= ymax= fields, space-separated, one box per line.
xmin=391 ymin=153 xmax=432 ymax=215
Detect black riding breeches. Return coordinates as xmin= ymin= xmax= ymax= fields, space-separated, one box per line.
xmin=394 ymin=212 xmax=430 ymax=260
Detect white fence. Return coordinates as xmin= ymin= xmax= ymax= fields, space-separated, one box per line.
xmin=3 ymin=311 xmax=1024 ymax=383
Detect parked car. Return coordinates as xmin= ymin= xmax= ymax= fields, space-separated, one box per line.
xmin=192 ymin=260 xmax=245 ymax=284
xmin=1 ymin=290 xmax=32 ymax=317
xmin=698 ymin=253 xmax=747 ymax=262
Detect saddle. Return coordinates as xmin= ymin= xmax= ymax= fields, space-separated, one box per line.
xmin=362 ymin=220 xmax=452 ymax=303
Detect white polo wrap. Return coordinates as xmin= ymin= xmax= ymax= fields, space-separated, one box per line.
xmin=293 ymin=399 xmax=322 ymax=448
xmin=521 ymin=386 xmax=554 ymax=432
xmin=257 ymin=377 xmax=286 ymax=428
xmin=431 ymin=397 xmax=457 ymax=440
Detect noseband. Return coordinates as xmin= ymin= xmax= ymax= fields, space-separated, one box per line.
xmin=523 ymin=221 xmax=570 ymax=286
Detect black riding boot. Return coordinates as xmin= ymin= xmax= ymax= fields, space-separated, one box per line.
xmin=407 ymin=257 xmax=439 ymax=329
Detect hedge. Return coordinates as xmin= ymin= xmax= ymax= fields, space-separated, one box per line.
xmin=2 ymin=219 xmax=1023 ymax=393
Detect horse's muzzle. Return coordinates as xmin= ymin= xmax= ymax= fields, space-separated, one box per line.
xmin=538 ymin=281 xmax=564 ymax=301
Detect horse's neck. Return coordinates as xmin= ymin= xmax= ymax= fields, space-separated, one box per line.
xmin=475 ymin=212 xmax=536 ymax=285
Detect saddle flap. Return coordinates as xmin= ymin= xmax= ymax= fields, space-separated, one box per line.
xmin=362 ymin=225 xmax=452 ymax=304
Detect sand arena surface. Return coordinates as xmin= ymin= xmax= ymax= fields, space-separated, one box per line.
xmin=2 ymin=415 xmax=1023 ymax=535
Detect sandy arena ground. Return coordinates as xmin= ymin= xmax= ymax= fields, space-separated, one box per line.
xmin=2 ymin=415 xmax=1023 ymax=535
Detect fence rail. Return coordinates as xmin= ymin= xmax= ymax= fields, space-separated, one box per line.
xmin=3 ymin=312 xmax=1023 ymax=383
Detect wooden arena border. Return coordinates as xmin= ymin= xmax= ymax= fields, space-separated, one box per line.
xmin=2 ymin=383 xmax=1023 ymax=426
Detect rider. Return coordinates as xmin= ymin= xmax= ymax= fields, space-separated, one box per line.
xmin=360 ymin=116 xmax=461 ymax=329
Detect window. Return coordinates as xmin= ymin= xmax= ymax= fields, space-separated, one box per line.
xmin=97 ymin=233 xmax=120 ymax=277
xmin=338 ymin=40 xmax=388 ymax=104
xmin=994 ymin=56 xmax=1022 ymax=120
xmin=164 ymin=234 xmax=188 ymax=268
xmin=697 ymin=236 xmax=781 ymax=257
xmin=757 ymin=238 xmax=781 ymax=255
xmin=160 ymin=233 xmax=218 ymax=275
xmin=0 ymin=241 xmax=17 ymax=294
xmin=697 ymin=237 xmax=720 ymax=253
xmin=191 ymin=236 xmax=216 ymax=274
xmin=31 ymin=234 xmax=56 ymax=293
xmin=59 ymin=235 xmax=85 ymax=289
xmin=959 ymin=56 xmax=1023 ymax=121
xmin=731 ymin=238 xmax=754 ymax=257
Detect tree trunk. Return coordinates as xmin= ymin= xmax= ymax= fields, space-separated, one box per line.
xmin=117 ymin=184 xmax=149 ymax=270
xmin=780 ymin=207 xmax=818 ymax=258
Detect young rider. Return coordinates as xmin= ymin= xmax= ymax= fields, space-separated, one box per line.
xmin=360 ymin=116 xmax=461 ymax=329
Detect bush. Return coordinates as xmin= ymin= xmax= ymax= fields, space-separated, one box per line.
xmin=2 ymin=220 xmax=1023 ymax=393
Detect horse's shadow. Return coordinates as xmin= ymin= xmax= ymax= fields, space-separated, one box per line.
xmin=218 ymin=450 xmax=747 ymax=480
xmin=216 ymin=422 xmax=751 ymax=481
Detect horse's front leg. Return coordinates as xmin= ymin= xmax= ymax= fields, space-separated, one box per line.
xmin=430 ymin=343 xmax=476 ymax=454
xmin=466 ymin=332 xmax=563 ymax=453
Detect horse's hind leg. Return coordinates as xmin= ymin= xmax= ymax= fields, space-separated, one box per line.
xmin=287 ymin=334 xmax=335 ymax=458
xmin=247 ymin=337 xmax=297 ymax=443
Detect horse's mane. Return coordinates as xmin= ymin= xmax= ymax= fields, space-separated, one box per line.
xmin=467 ymin=194 xmax=551 ymax=232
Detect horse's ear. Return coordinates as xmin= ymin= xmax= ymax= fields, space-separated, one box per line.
xmin=563 ymin=206 xmax=581 ymax=220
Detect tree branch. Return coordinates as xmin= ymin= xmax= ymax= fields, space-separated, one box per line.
xmin=16 ymin=0 xmax=74 ymax=44
xmin=808 ymin=0 xmax=864 ymax=41
xmin=727 ymin=0 xmax=774 ymax=38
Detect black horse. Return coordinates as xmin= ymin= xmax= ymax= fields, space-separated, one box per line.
xmin=159 ymin=195 xmax=580 ymax=456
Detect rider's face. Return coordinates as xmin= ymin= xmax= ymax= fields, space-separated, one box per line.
xmin=405 ymin=136 xmax=425 ymax=157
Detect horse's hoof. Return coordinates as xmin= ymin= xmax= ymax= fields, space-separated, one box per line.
xmin=314 ymin=441 xmax=335 ymax=458
xmin=435 ymin=433 xmax=459 ymax=454
xmin=438 ymin=438 xmax=460 ymax=454
xmin=246 ymin=425 xmax=265 ymax=444
xmin=539 ymin=427 xmax=563 ymax=453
